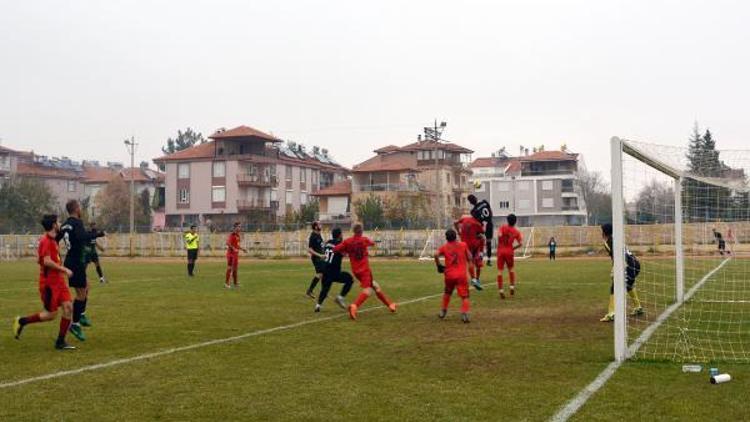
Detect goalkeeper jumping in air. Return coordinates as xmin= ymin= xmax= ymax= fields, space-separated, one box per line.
xmin=600 ymin=223 xmax=644 ymax=322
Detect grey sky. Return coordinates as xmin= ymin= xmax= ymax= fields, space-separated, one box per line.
xmin=1 ymin=0 xmax=748 ymax=178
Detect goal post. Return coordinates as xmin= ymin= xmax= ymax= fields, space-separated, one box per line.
xmin=611 ymin=136 xmax=750 ymax=363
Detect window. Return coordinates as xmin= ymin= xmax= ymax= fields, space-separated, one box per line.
xmin=446 ymin=173 xmax=451 ymax=185
xmin=178 ymin=164 xmax=190 ymax=179
xmin=285 ymin=166 xmax=293 ymax=190
xmin=179 ymin=189 xmax=190 ymax=204
xmin=212 ymin=161 xmax=225 ymax=178
xmin=212 ymin=186 xmax=226 ymax=203
xmin=67 ymin=180 xmax=77 ymax=192
xmin=518 ymin=199 xmax=531 ymax=209
xmin=271 ymin=189 xmax=278 ymax=202
xmin=542 ymin=198 xmax=554 ymax=208
xmin=498 ymin=201 xmax=510 ymax=209
xmin=300 ymin=168 xmax=307 ymax=191
xmin=300 ymin=193 xmax=308 ymax=204
xmin=542 ymin=180 xmax=553 ymax=191
xmin=285 ymin=191 xmax=293 ymax=205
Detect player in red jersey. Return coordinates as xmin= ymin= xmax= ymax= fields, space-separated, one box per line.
xmin=333 ymin=223 xmax=396 ymax=320
xmin=434 ymin=229 xmax=473 ymax=323
xmin=496 ymin=213 xmax=523 ymax=299
xmin=454 ymin=215 xmax=486 ymax=291
xmin=225 ymin=222 xmax=247 ymax=288
xmin=12 ymin=215 xmax=76 ymax=350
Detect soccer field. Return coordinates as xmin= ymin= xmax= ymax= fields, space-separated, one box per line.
xmin=1 ymin=258 xmax=748 ymax=421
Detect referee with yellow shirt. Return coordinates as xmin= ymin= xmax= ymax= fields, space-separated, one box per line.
xmin=185 ymin=225 xmax=200 ymax=276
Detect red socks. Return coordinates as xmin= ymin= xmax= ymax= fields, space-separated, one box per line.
xmin=232 ymin=268 xmax=238 ymax=284
xmin=476 ymin=267 xmax=482 ymax=279
xmin=24 ymin=313 xmax=42 ymax=325
xmin=442 ymin=293 xmax=451 ymax=310
xmin=469 ymin=267 xmax=476 ymax=279
xmin=354 ymin=292 xmax=369 ymax=307
xmin=225 ymin=268 xmax=231 ymax=284
xmin=497 ymin=275 xmax=504 ymax=289
xmin=375 ymin=289 xmax=393 ymax=306
xmin=58 ymin=317 xmax=71 ymax=338
xmin=460 ymin=298 xmax=470 ymax=313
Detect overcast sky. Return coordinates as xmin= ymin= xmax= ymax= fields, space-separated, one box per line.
xmin=1 ymin=0 xmax=748 ymax=179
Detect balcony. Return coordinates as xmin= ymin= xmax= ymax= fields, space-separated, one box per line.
xmin=453 ymin=185 xmax=471 ymax=193
xmin=358 ymin=183 xmax=425 ymax=193
xmin=237 ymin=199 xmax=279 ymax=211
xmin=561 ymin=205 xmax=580 ymax=211
xmin=237 ymin=173 xmax=278 ymax=188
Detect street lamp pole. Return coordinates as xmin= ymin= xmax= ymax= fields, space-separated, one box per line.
xmin=124 ymin=137 xmax=138 ymax=257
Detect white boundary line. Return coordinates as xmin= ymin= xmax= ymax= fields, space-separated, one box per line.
xmin=550 ymin=258 xmax=731 ymax=422
xmin=0 ymin=293 xmax=442 ymax=390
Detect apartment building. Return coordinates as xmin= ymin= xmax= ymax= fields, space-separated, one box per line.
xmin=351 ymin=138 xmax=474 ymax=225
xmin=311 ymin=179 xmax=352 ymax=227
xmin=82 ymin=162 xmax=166 ymax=227
xmin=153 ymin=125 xmax=349 ymax=227
xmin=470 ymin=149 xmax=587 ymax=226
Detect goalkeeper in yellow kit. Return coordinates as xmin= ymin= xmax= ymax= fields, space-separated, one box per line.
xmin=600 ymin=223 xmax=644 ymax=322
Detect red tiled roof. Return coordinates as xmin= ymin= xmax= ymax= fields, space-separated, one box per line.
xmin=16 ymin=162 xmax=81 ymax=179
xmin=83 ymin=166 xmax=119 ymax=183
xmin=312 ymin=179 xmax=351 ymax=196
xmin=520 ymin=150 xmax=578 ymax=162
xmin=153 ymin=142 xmax=217 ymax=162
xmin=399 ymin=140 xmax=473 ymax=154
xmin=209 ymin=125 xmax=282 ymax=142
xmin=470 ymin=157 xmax=509 ymax=168
xmin=352 ymin=154 xmax=417 ymax=173
xmin=374 ymin=145 xmax=400 ymax=154
xmin=506 ymin=161 xmax=521 ymax=173
xmin=120 ymin=168 xmax=154 ymax=183
xmin=154 ymin=142 xmax=348 ymax=172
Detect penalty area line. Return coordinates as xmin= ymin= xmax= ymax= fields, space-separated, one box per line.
xmin=0 ymin=293 xmax=441 ymax=390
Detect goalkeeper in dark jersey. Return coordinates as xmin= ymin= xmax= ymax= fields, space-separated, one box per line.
xmin=58 ymin=200 xmax=105 ymax=341
xmin=314 ymin=227 xmax=354 ymax=313
xmin=600 ymin=223 xmax=643 ymax=322
xmin=468 ymin=194 xmax=494 ymax=266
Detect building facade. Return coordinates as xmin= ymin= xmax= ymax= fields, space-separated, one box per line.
xmin=351 ymin=139 xmax=474 ymax=226
xmin=311 ymin=179 xmax=352 ymax=227
xmin=470 ymin=149 xmax=587 ymax=226
xmin=153 ymin=125 xmax=349 ymax=228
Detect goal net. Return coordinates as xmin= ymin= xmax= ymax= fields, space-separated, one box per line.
xmin=612 ymin=137 xmax=749 ymax=363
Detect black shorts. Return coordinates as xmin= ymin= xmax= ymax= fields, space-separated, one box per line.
xmin=312 ymin=258 xmax=325 ymax=274
xmin=187 ymin=249 xmax=199 ymax=261
xmin=88 ymin=253 xmax=99 ymax=264
xmin=484 ymin=222 xmax=494 ymax=241
xmin=718 ymin=240 xmax=726 ymax=250
xmin=67 ymin=263 xmax=88 ymax=288
xmin=323 ymin=271 xmax=353 ymax=285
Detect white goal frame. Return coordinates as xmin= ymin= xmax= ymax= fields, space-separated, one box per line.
xmin=611 ymin=136 xmax=689 ymax=362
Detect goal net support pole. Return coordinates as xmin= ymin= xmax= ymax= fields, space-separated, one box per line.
xmin=674 ymin=176 xmax=685 ymax=304
xmin=611 ymin=137 xmax=628 ymax=362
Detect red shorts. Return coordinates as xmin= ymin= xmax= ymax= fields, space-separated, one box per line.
xmin=40 ymin=280 xmax=71 ymax=312
xmin=227 ymin=254 xmax=239 ymax=267
xmin=497 ymin=250 xmax=515 ymax=271
xmin=444 ymin=276 xmax=469 ymax=298
xmin=354 ymin=270 xmax=374 ymax=288
xmin=469 ymin=244 xmax=484 ymax=268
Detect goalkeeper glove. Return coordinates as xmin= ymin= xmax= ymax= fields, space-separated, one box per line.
xmin=437 ymin=264 xmax=445 ymax=274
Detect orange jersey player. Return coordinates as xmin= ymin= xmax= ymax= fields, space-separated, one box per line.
xmin=12 ymin=214 xmax=76 ymax=350
xmin=334 ymin=223 xmax=396 ymax=320
xmin=225 ymin=222 xmax=247 ymax=289
xmin=496 ymin=213 xmax=523 ymax=299
xmin=454 ymin=215 xmax=486 ymax=291
xmin=434 ymin=229 xmax=473 ymax=323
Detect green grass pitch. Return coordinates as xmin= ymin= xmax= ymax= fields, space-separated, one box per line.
xmin=0 ymin=258 xmax=747 ymax=421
